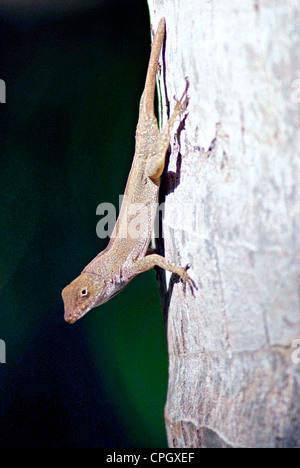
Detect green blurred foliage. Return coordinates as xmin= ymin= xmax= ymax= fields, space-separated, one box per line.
xmin=0 ymin=0 xmax=168 ymax=447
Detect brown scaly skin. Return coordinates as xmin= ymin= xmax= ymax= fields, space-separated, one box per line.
xmin=62 ymin=18 xmax=197 ymax=324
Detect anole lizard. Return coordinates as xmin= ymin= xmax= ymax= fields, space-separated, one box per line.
xmin=62 ymin=17 xmax=196 ymax=323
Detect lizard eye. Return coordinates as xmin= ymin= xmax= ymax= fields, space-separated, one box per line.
xmin=80 ymin=288 xmax=88 ymax=297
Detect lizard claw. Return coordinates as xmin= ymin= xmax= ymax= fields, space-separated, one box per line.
xmin=180 ymin=264 xmax=198 ymax=297
xmin=173 ymin=78 xmax=190 ymax=115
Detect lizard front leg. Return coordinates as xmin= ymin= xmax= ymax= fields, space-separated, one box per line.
xmin=146 ymin=78 xmax=189 ymax=180
xmin=131 ymin=253 xmax=197 ymax=295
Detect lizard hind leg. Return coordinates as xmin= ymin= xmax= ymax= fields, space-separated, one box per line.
xmin=146 ymin=78 xmax=190 ymax=181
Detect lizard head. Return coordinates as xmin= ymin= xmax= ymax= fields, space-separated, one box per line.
xmin=62 ymin=272 xmax=104 ymax=324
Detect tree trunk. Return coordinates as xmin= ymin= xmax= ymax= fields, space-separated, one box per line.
xmin=148 ymin=0 xmax=300 ymax=448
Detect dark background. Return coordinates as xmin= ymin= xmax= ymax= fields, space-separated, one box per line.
xmin=0 ymin=0 xmax=168 ymax=447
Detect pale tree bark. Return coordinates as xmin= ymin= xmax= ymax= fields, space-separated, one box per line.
xmin=148 ymin=0 xmax=300 ymax=448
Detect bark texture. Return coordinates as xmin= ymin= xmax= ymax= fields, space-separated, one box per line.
xmin=148 ymin=0 xmax=300 ymax=448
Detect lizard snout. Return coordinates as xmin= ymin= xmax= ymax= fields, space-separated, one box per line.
xmin=62 ymin=285 xmax=78 ymax=324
